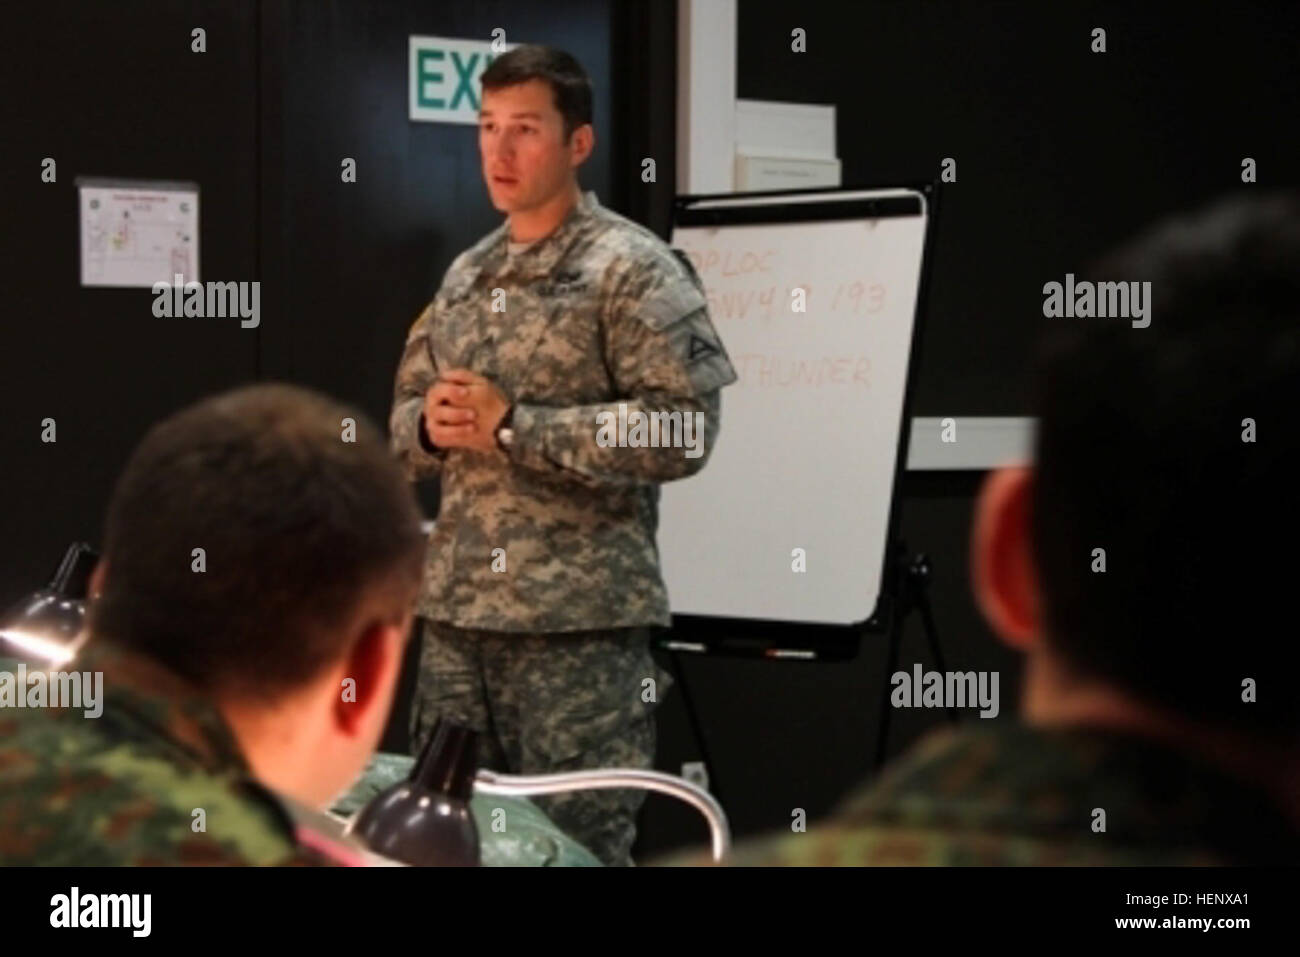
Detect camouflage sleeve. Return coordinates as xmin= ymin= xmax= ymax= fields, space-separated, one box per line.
xmin=389 ymin=299 xmax=448 ymax=480
xmin=507 ymin=256 xmax=738 ymax=486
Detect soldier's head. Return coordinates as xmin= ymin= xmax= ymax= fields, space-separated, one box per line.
xmin=90 ymin=384 xmax=426 ymax=806
xmin=970 ymin=191 xmax=1300 ymax=748
xmin=479 ymin=44 xmax=594 ymax=215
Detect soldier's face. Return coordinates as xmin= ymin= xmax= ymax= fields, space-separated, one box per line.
xmin=479 ymin=80 xmax=589 ymax=213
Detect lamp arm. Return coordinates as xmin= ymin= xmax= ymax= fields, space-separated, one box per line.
xmin=474 ymin=768 xmax=730 ymax=863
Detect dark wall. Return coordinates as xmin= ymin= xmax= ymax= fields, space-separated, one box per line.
xmin=737 ymin=0 xmax=1300 ymax=415
xmin=0 ymin=1 xmax=260 ymax=609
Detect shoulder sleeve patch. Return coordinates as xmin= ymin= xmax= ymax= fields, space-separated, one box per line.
xmin=631 ymin=257 xmax=737 ymax=394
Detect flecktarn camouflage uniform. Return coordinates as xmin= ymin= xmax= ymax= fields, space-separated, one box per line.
xmin=391 ymin=189 xmax=737 ymax=866
xmin=656 ymin=722 xmax=1300 ymax=866
xmin=0 ymin=640 xmax=370 ymax=865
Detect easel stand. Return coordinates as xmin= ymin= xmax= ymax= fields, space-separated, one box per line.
xmin=873 ymin=543 xmax=959 ymax=768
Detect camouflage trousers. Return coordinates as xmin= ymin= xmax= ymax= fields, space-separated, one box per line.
xmin=409 ymin=619 xmax=674 ymax=867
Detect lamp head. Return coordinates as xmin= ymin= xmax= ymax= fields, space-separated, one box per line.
xmin=0 ymin=543 xmax=98 ymax=666
xmin=349 ymin=717 xmax=481 ymax=866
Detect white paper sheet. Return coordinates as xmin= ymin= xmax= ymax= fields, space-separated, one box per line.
xmin=77 ymin=178 xmax=199 ymax=288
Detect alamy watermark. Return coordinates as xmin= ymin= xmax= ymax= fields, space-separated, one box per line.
xmin=595 ymin=403 xmax=704 ymax=459
xmin=891 ymin=664 xmax=999 ymax=718
xmin=151 ymin=274 xmax=260 ymax=328
xmin=0 ymin=664 xmax=103 ymax=718
xmin=1042 ymin=273 xmax=1151 ymax=328
xmin=50 ymin=887 xmax=151 ymax=937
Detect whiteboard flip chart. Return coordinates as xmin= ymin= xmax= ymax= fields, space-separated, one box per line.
xmin=659 ymin=188 xmax=931 ymax=624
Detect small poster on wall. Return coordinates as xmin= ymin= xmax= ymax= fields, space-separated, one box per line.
xmin=76 ymin=177 xmax=199 ymax=287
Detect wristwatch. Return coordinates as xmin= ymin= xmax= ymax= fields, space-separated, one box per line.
xmin=495 ymin=404 xmax=515 ymax=451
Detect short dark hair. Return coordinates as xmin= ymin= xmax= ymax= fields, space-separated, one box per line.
xmin=1031 ymin=191 xmax=1300 ymax=740
xmin=481 ymin=44 xmax=593 ymax=140
xmin=91 ymin=384 xmax=426 ymax=699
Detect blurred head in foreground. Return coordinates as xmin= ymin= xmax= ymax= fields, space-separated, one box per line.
xmin=91 ymin=384 xmax=425 ymax=806
xmin=974 ymin=190 xmax=1300 ymax=758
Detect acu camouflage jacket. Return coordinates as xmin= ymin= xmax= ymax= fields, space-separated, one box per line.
xmin=391 ymin=190 xmax=737 ymax=632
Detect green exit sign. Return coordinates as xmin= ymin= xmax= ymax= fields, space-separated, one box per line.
xmin=409 ymin=35 xmax=517 ymax=125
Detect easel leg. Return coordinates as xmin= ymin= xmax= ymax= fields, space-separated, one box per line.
xmin=873 ymin=603 xmax=906 ymax=769
xmin=873 ymin=549 xmax=956 ymax=769
xmin=916 ymin=588 xmax=959 ymax=726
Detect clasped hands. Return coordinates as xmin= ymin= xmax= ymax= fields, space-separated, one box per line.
xmin=423 ymin=368 xmax=511 ymax=453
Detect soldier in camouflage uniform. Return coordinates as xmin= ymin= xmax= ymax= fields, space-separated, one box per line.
xmin=391 ymin=47 xmax=736 ymax=866
xmin=0 ymin=640 xmax=381 ymax=866
xmin=0 ymin=384 xmax=425 ymax=865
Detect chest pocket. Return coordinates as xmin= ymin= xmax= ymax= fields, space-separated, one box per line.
xmin=432 ymin=267 xmax=611 ymax=404
xmin=513 ymin=293 xmax=610 ymax=404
